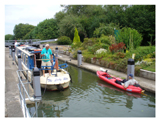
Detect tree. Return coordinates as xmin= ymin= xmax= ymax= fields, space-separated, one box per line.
xmin=23 ymin=28 xmax=35 ymax=39
xmin=93 ymin=23 xmax=120 ymax=38
xmin=5 ymin=34 xmax=13 ymax=40
xmin=54 ymin=11 xmax=66 ymax=23
xmin=59 ymin=5 xmax=106 ymax=38
xmin=58 ymin=14 xmax=86 ymax=41
xmin=33 ymin=18 xmax=59 ymax=40
xmin=73 ymin=28 xmax=80 ymax=44
xmin=122 ymin=5 xmax=155 ymax=45
xmin=116 ymin=27 xmax=143 ymax=50
xmin=13 ymin=23 xmax=35 ymax=39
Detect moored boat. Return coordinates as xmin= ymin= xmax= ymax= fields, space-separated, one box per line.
xmin=15 ymin=45 xmax=71 ymax=91
xmin=40 ymin=69 xmax=70 ymax=91
xmin=96 ymin=69 xmax=143 ymax=94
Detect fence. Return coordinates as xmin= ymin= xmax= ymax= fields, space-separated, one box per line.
xmin=17 ymin=69 xmax=41 ymax=117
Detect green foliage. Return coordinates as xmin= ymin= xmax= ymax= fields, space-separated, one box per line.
xmin=142 ymin=62 xmax=155 ymax=72
xmin=95 ymin=50 xmax=107 ymax=59
xmin=58 ymin=14 xmax=86 ymax=41
xmin=5 ymin=34 xmax=13 ymax=40
xmin=34 ymin=19 xmax=59 ymax=40
xmin=13 ymin=23 xmax=35 ymax=39
xmin=7 ymin=5 xmax=155 ymax=47
xmin=54 ymin=11 xmax=66 ymax=23
xmin=98 ymin=34 xmax=116 ymax=45
xmin=93 ymin=23 xmax=120 ymax=37
xmin=82 ymin=38 xmax=98 ymax=49
xmin=73 ymin=28 xmax=81 ymax=44
xmin=116 ymin=27 xmax=143 ymax=50
xmin=101 ymin=43 xmax=109 ymax=50
xmin=126 ymin=46 xmax=155 ymax=62
xmin=23 ymin=28 xmax=35 ymax=39
xmin=87 ymin=43 xmax=102 ymax=54
xmin=124 ymin=5 xmax=155 ymax=46
xmin=71 ymin=27 xmax=82 ymax=49
xmin=57 ymin=36 xmax=72 ymax=45
xmin=82 ymin=50 xmax=94 ymax=63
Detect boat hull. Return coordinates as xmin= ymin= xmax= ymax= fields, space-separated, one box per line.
xmin=40 ymin=70 xmax=71 ymax=91
xmin=41 ymin=82 xmax=70 ymax=91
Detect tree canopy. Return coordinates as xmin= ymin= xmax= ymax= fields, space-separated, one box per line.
xmin=5 ymin=34 xmax=13 ymax=40
xmin=6 ymin=5 xmax=155 ymax=46
xmin=13 ymin=23 xmax=35 ymax=39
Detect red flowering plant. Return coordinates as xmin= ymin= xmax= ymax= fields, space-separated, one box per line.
xmin=109 ymin=42 xmax=126 ymax=53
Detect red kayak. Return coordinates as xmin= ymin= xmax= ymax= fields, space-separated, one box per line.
xmin=96 ymin=70 xmax=143 ymax=94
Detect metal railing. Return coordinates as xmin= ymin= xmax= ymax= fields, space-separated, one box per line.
xmin=17 ymin=69 xmax=41 ymax=117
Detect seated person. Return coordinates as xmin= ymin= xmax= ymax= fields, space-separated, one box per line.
xmin=115 ymin=74 xmax=141 ymax=88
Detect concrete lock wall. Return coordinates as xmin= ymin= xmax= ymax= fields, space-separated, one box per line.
xmin=140 ymin=69 xmax=155 ymax=81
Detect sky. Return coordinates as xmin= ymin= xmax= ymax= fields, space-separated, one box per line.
xmin=5 ymin=5 xmax=63 ymax=35
xmin=4 ymin=0 xmax=159 ymax=36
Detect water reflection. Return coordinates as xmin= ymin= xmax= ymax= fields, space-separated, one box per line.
xmin=125 ymin=96 xmax=133 ymax=109
xmin=28 ymin=88 xmax=71 ymax=117
xmin=27 ymin=61 xmax=155 ymax=117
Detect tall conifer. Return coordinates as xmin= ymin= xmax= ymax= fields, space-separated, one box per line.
xmin=73 ymin=28 xmax=80 ymax=44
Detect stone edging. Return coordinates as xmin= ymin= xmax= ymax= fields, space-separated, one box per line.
xmin=140 ymin=69 xmax=155 ymax=81
xmin=59 ymin=50 xmax=155 ymax=81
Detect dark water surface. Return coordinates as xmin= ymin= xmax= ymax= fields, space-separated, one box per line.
xmin=28 ymin=61 xmax=155 ymax=117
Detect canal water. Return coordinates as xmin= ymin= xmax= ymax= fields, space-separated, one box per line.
xmin=28 ymin=61 xmax=155 ymax=117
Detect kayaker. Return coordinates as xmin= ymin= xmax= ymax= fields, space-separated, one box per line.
xmin=121 ymin=74 xmax=140 ymax=88
xmin=41 ymin=44 xmax=53 ymax=77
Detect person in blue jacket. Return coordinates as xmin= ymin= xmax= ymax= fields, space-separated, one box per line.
xmin=41 ymin=44 xmax=53 ymax=77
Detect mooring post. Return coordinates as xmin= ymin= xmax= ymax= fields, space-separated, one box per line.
xmin=55 ymin=47 xmax=59 ymax=57
xmin=33 ymin=67 xmax=42 ymax=101
xmin=127 ymin=58 xmax=135 ymax=80
xmin=18 ymin=53 xmax=22 ymax=70
xmin=77 ymin=50 xmax=82 ymax=67
xmin=9 ymin=46 xmax=11 ymax=57
xmin=11 ymin=46 xmax=14 ymax=58
xmin=12 ymin=48 xmax=15 ymax=62
xmin=54 ymin=47 xmax=59 ymax=72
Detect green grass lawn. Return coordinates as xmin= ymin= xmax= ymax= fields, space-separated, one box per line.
xmin=142 ymin=62 xmax=155 ymax=72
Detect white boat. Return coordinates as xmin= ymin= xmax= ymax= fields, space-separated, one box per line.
xmin=40 ymin=69 xmax=70 ymax=91
xmin=15 ymin=45 xmax=71 ymax=91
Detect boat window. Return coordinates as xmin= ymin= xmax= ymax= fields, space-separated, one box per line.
xmin=25 ymin=55 xmax=28 ymax=66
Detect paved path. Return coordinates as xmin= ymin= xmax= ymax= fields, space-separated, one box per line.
xmin=57 ymin=53 xmax=155 ymax=93
xmin=5 ymin=47 xmax=23 ymax=117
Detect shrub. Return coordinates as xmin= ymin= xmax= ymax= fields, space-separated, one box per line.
xmin=95 ymin=48 xmax=107 ymax=58
xmin=71 ymin=41 xmax=82 ymax=49
xmin=82 ymin=38 xmax=97 ymax=49
xmin=126 ymin=46 xmax=155 ymax=61
xmin=93 ymin=23 xmax=120 ymax=37
xmin=116 ymin=27 xmax=143 ymax=50
xmin=98 ymin=34 xmax=116 ymax=45
xmin=87 ymin=43 xmax=102 ymax=54
xmin=57 ymin=36 xmax=72 ymax=45
xmin=109 ymin=42 xmax=126 ymax=53
xmin=73 ymin=27 xmax=81 ymax=44
xmin=116 ymin=52 xmax=126 ymax=58
xmin=101 ymin=43 xmax=109 ymax=50
xmin=98 ymin=34 xmax=111 ymax=45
